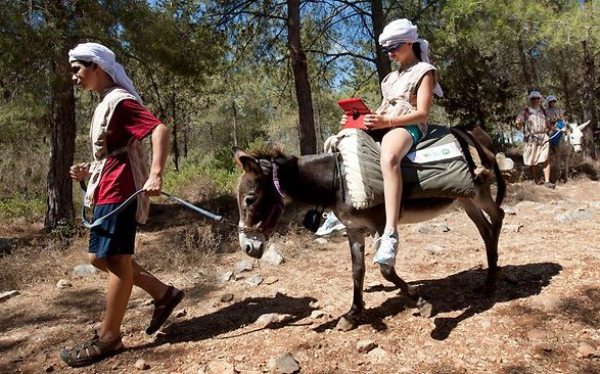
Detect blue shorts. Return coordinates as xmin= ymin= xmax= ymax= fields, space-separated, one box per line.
xmin=368 ymin=124 xmax=424 ymax=145
xmin=404 ymin=125 xmax=424 ymax=145
xmin=89 ymin=202 xmax=137 ymax=258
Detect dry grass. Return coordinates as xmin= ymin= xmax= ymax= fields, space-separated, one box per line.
xmin=0 ymin=232 xmax=89 ymax=290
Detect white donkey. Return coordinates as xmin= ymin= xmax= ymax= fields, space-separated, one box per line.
xmin=552 ymin=120 xmax=591 ymax=182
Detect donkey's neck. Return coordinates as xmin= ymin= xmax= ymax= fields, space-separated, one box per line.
xmin=277 ymin=153 xmax=337 ymax=207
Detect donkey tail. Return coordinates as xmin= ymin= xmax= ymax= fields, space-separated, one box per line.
xmin=493 ymin=159 xmax=506 ymax=207
xmin=451 ymin=125 xmax=506 ymax=207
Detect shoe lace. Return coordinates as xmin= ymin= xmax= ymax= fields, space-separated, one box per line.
xmin=375 ymin=232 xmax=398 ymax=247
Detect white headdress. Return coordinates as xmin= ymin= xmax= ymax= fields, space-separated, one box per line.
xmin=528 ymin=91 xmax=542 ymax=100
xmin=69 ymin=42 xmax=142 ymax=103
xmin=378 ymin=19 xmax=443 ymax=97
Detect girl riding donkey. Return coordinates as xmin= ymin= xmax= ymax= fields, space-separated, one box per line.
xmin=234 ymin=19 xmax=506 ymax=332
xmin=343 ymin=18 xmax=444 ymax=267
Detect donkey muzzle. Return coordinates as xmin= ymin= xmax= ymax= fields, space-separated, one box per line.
xmin=239 ymin=232 xmax=266 ymax=258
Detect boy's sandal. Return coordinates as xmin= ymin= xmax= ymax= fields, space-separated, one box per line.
xmin=59 ymin=331 xmax=124 ymax=368
xmin=146 ymin=285 xmax=185 ymax=335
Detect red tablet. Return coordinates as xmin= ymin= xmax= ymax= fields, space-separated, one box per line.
xmin=337 ymin=98 xmax=371 ymax=130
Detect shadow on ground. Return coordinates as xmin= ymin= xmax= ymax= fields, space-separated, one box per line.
xmin=315 ymin=262 xmax=562 ymax=340
xmin=0 ymin=289 xmax=103 ymax=334
xmin=133 ymin=293 xmax=317 ymax=350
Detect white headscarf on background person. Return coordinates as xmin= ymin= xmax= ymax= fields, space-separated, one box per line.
xmin=546 ymin=95 xmax=557 ymax=105
xmin=68 ymin=42 xmax=142 ymax=103
xmin=378 ymin=18 xmax=443 ymax=97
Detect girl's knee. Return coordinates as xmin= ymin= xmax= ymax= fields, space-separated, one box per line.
xmin=380 ymin=150 xmax=400 ymax=168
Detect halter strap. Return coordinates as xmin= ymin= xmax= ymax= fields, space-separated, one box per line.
xmin=272 ymin=163 xmax=285 ymax=199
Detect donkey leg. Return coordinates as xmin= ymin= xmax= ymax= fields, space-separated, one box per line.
xmin=374 ymin=233 xmax=432 ymax=317
xmin=337 ymin=229 xmax=366 ymax=331
xmin=378 ymin=265 xmax=418 ymax=299
xmin=460 ymin=197 xmax=504 ymax=291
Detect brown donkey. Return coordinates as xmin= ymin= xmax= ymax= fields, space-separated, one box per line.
xmin=233 ymin=127 xmax=507 ymax=331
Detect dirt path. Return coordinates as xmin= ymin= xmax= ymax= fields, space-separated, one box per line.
xmin=2 ymin=179 xmax=600 ymax=373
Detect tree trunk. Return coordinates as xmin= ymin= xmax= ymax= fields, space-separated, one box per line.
xmin=183 ymin=116 xmax=189 ymax=158
xmin=370 ymin=0 xmax=390 ymax=83
xmin=557 ymin=50 xmax=575 ymax=118
xmin=581 ymin=39 xmax=597 ymax=160
xmin=517 ymin=34 xmax=532 ymax=88
xmin=45 ymin=57 xmax=76 ymax=230
xmin=287 ymin=0 xmax=317 ymax=155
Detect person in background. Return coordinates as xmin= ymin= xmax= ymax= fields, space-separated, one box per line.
xmin=60 ymin=42 xmax=184 ymax=367
xmin=515 ymin=91 xmax=555 ymax=189
xmin=546 ymin=95 xmax=564 ymax=126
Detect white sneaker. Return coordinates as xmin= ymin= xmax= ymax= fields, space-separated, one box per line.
xmin=373 ymin=232 xmax=398 ymax=267
xmin=315 ymin=212 xmax=345 ymax=236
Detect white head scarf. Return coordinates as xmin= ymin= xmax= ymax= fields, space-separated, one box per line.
xmin=546 ymin=95 xmax=557 ymax=104
xmin=68 ymin=42 xmax=142 ymax=103
xmin=378 ymin=19 xmax=443 ymax=97
xmin=528 ymin=91 xmax=542 ymax=100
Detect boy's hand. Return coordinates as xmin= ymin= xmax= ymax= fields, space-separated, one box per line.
xmin=143 ymin=173 xmax=163 ymax=196
xmin=70 ymin=163 xmax=90 ymax=182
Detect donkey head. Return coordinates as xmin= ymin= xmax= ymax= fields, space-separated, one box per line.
xmin=567 ymin=120 xmax=591 ymax=153
xmin=232 ymin=147 xmax=287 ymax=258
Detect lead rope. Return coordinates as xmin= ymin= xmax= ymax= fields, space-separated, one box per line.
xmin=80 ymin=181 xmax=225 ymax=228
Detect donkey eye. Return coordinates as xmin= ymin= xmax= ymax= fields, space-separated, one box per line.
xmin=245 ymin=196 xmax=256 ymax=206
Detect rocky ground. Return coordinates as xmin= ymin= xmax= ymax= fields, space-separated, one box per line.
xmin=1 ymin=178 xmax=600 ymax=373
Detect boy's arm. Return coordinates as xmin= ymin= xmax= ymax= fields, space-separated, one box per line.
xmin=143 ymin=123 xmax=170 ymax=196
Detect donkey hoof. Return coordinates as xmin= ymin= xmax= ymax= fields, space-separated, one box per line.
xmin=336 ymin=315 xmax=357 ymax=331
xmin=415 ymin=297 xmax=433 ymax=318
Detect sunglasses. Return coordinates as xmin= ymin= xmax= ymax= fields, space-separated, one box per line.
xmin=382 ymin=42 xmax=406 ymax=54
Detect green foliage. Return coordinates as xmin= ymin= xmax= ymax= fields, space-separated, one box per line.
xmin=163 ymin=151 xmax=239 ymax=197
xmin=0 ymin=197 xmax=45 ymax=222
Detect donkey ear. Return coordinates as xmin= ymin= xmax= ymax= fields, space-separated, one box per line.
xmin=579 ymin=120 xmax=591 ymax=131
xmin=233 ymin=147 xmax=262 ymax=175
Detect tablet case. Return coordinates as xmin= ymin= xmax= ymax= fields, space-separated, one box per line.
xmin=337 ymin=98 xmax=371 ymax=130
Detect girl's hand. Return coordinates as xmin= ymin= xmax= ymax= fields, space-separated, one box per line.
xmin=340 ymin=114 xmax=348 ymax=127
xmin=364 ymin=114 xmax=388 ymax=130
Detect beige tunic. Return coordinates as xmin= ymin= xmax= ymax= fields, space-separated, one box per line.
xmin=546 ymin=107 xmax=563 ymax=125
xmin=375 ymin=61 xmax=437 ymax=137
xmin=516 ymin=107 xmax=549 ymax=166
xmin=86 ymin=87 xmax=150 ymax=224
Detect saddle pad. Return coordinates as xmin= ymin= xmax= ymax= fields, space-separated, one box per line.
xmin=406 ymin=141 xmax=464 ymax=163
xmin=324 ymin=125 xmax=475 ymax=210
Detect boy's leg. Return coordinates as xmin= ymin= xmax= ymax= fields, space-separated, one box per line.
xmin=90 ymin=254 xmax=170 ymax=301
xmin=89 ymin=254 xmax=183 ymax=335
xmin=100 ymin=254 xmax=134 ymax=343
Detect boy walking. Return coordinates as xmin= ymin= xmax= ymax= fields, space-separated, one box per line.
xmin=60 ymin=43 xmax=184 ymax=367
